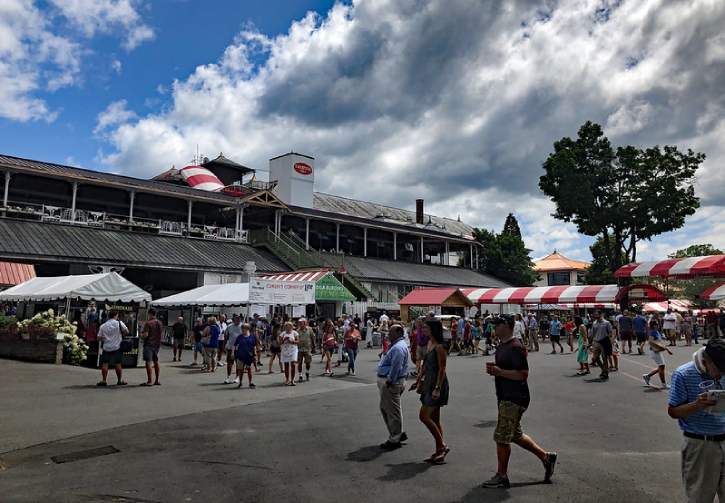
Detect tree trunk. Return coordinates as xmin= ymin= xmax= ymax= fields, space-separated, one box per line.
xmin=601 ymin=228 xmax=613 ymax=272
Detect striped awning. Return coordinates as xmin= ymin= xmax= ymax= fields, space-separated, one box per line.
xmin=701 ymin=282 xmax=725 ymax=301
xmin=524 ymin=303 xmax=617 ymax=310
xmin=0 ymin=262 xmax=35 ymax=287
xmin=643 ymin=299 xmax=693 ymax=313
xmin=463 ymin=285 xmax=620 ymax=305
xmin=180 ymin=165 xmax=225 ymax=192
xmin=615 ymin=255 xmax=725 ymax=279
xmin=261 ymin=269 xmax=331 ymax=282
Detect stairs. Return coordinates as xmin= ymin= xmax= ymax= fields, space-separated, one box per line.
xmin=249 ymin=228 xmax=373 ymax=300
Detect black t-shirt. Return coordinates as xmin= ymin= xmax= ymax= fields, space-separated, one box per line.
xmin=192 ymin=324 xmax=203 ymax=342
xmin=172 ymin=322 xmax=186 ymax=339
xmin=494 ymin=338 xmax=530 ymax=408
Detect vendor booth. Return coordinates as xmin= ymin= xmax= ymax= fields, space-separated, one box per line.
xmin=398 ymin=287 xmax=472 ymax=323
xmin=0 ymin=272 xmax=151 ymax=366
xmin=261 ymin=269 xmax=355 ymax=320
xmin=701 ymin=282 xmax=725 ymax=302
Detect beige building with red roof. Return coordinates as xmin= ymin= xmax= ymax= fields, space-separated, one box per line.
xmin=533 ymin=251 xmax=590 ymax=287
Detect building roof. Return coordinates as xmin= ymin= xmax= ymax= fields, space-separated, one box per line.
xmin=534 ymin=251 xmax=590 ymax=272
xmin=0 ymin=219 xmax=286 ymax=274
xmin=201 ymin=153 xmax=255 ymax=175
xmin=321 ymin=253 xmax=511 ymax=288
xmin=309 ymin=192 xmax=474 ymax=240
xmin=0 ymin=261 xmax=35 ymax=287
xmin=399 ymin=287 xmax=471 ymax=306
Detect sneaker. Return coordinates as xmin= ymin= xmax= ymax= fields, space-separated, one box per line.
xmin=660 ymin=383 xmax=670 ymax=389
xmin=249 ymin=383 xmax=256 ymax=389
xmin=543 ymin=452 xmax=557 ymax=482
xmin=481 ymin=473 xmax=510 ymax=489
xmin=642 ymin=374 xmax=651 ymax=386
xmin=379 ymin=441 xmax=402 ymax=451
xmin=400 ymin=432 xmax=408 ymax=442
xmin=233 ymin=376 xmax=240 ymax=384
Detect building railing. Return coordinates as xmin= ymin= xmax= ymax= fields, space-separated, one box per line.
xmin=1 ymin=200 xmax=248 ymax=243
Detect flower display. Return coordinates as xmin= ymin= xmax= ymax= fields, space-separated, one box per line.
xmin=17 ymin=309 xmax=88 ymax=365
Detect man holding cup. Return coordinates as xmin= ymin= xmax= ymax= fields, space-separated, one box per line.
xmin=668 ymin=339 xmax=725 ymax=502
xmin=482 ymin=315 xmax=557 ymax=488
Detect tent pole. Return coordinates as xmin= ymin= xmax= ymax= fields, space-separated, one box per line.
xmin=64 ymin=297 xmax=71 ymax=317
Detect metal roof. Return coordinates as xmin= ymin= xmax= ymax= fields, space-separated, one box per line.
xmin=309 ymin=192 xmax=474 ymax=240
xmin=323 ymin=254 xmax=511 ymax=288
xmin=0 ymin=219 xmax=286 ymax=274
xmin=0 ymin=154 xmax=239 ymax=206
xmin=0 ymin=261 xmax=35 ymax=287
xmin=399 ymin=287 xmax=472 ymax=306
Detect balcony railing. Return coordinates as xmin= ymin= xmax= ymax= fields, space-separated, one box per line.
xmin=1 ymin=200 xmax=248 ymax=243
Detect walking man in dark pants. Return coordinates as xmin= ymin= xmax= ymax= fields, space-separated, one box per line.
xmin=377 ymin=324 xmax=409 ymax=450
xmin=590 ymin=311 xmax=613 ymax=381
xmin=482 ymin=315 xmax=557 ymax=488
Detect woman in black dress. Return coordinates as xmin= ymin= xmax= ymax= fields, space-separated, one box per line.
xmin=410 ymin=319 xmax=450 ymax=464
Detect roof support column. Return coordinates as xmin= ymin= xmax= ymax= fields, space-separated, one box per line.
xmin=363 ymin=227 xmax=368 ymax=257
xmin=3 ymin=171 xmax=10 ymax=208
xmin=474 ymin=246 xmax=479 ymax=270
xmin=128 ymin=191 xmax=135 ymax=221
xmin=420 ymin=236 xmax=424 ymax=263
xmin=393 ymin=232 xmax=397 ymax=261
xmin=187 ymin=200 xmax=193 ymax=232
xmin=445 ymin=240 xmax=450 ymax=266
xmin=470 ymin=243 xmax=474 ymax=269
xmin=305 ymin=217 xmax=310 ymax=250
xmin=70 ymin=182 xmax=78 ymax=221
xmin=239 ymin=204 xmax=244 ymax=232
xmin=335 ymin=223 xmax=340 ymax=253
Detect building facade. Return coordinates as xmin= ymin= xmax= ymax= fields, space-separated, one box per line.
xmin=533 ymin=251 xmax=590 ymax=287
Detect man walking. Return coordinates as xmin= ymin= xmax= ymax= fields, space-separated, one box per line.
xmin=633 ymin=311 xmax=648 ymax=354
xmin=377 ymin=324 xmax=409 ymax=450
xmin=97 ymin=310 xmax=128 ymax=386
xmin=141 ymin=308 xmax=164 ymax=386
xmin=223 ymin=314 xmax=243 ymax=384
xmin=171 ymin=316 xmax=187 ymax=362
xmin=526 ymin=313 xmax=539 ymax=352
xmin=482 ymin=315 xmax=557 ymax=488
xmin=296 ymin=318 xmax=315 ymax=382
xmin=618 ymin=310 xmax=634 ymax=354
xmin=548 ymin=315 xmax=563 ymax=354
xmin=590 ymin=311 xmax=613 ymax=381
xmin=668 ymin=340 xmax=725 ymax=502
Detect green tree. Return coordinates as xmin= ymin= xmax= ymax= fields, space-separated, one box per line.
xmin=539 ymin=121 xmax=703 ymax=273
xmin=666 ymin=244 xmax=723 ymax=304
xmin=669 ymin=244 xmax=722 ymax=259
xmin=473 ymin=216 xmax=538 ymax=286
xmin=585 ymin=235 xmax=625 ymax=284
xmin=502 ymin=213 xmax=522 ymax=238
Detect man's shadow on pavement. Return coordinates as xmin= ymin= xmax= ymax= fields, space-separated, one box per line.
xmin=346 ymin=445 xmax=385 ymax=462
xmin=377 ymin=461 xmax=431 ymax=481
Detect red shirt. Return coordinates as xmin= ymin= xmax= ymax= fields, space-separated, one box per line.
xmin=144 ymin=318 xmax=164 ymax=350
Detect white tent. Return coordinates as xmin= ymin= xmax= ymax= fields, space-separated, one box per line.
xmin=152 ymin=283 xmax=250 ymax=307
xmin=0 ymin=272 xmax=151 ymax=303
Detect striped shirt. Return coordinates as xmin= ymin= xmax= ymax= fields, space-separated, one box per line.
xmin=668 ymin=361 xmax=725 ymax=435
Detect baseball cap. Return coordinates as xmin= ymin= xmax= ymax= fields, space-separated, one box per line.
xmin=705 ymin=339 xmax=725 ymax=372
xmin=492 ymin=315 xmax=515 ymax=328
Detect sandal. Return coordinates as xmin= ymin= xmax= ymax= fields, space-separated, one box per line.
xmin=116 ymin=381 xmax=128 ymax=386
xmin=96 ymin=381 xmax=107 ymax=387
xmin=140 ymin=382 xmax=153 ymax=387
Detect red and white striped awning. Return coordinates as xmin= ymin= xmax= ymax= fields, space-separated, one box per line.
xmin=615 ymin=255 xmax=725 ymax=279
xmin=701 ymin=282 xmax=725 ymax=301
xmin=180 ymin=165 xmax=225 ymax=192
xmin=524 ymin=303 xmax=617 ymax=310
xmin=260 ymin=269 xmax=330 ymax=282
xmin=463 ymin=285 xmax=620 ymax=305
xmin=643 ymin=299 xmax=693 ymax=313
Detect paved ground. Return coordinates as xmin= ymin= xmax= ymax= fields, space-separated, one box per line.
xmin=0 ymin=342 xmax=704 ymax=503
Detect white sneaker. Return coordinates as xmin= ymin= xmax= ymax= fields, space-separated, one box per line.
xmin=233 ymin=376 xmax=240 ymax=384
xmin=661 ymin=383 xmax=670 ymax=389
xmin=223 ymin=376 xmax=231 ymax=384
xmin=642 ymin=374 xmax=651 ymax=386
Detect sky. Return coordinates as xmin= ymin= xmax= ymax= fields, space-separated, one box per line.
xmin=1 ymin=0 xmax=724 ymax=262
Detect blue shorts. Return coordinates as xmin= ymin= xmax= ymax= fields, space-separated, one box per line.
xmin=142 ymin=346 xmax=159 ymax=363
xmin=194 ymin=342 xmax=203 ymax=352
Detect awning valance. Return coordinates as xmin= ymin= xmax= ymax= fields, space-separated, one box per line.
xmin=701 ymin=282 xmax=725 ymax=301
xmin=615 ymin=255 xmax=725 ymax=279
xmin=642 ymin=300 xmax=693 ymax=313
xmin=260 ymin=269 xmax=355 ymax=302
xmin=0 ymin=272 xmax=150 ymax=303
xmin=464 ymin=285 xmax=621 ymax=305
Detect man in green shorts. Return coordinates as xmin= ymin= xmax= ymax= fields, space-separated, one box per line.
xmin=296 ymin=318 xmax=316 ymax=383
xmin=482 ymin=315 xmax=557 ymax=488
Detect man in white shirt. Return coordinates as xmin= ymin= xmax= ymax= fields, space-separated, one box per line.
xmin=513 ymin=314 xmax=526 ymax=341
xmin=379 ymin=312 xmax=390 ymax=324
xmin=97 ymin=310 xmax=129 ymax=386
xmin=663 ymin=309 xmax=678 ymax=347
xmin=217 ymin=314 xmax=228 ymax=364
xmin=224 ymin=314 xmax=242 ymax=384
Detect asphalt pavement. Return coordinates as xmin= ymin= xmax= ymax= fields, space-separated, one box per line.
xmin=0 ymin=342 xmax=703 ymax=503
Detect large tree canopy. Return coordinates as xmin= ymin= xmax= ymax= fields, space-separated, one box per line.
xmin=539 ymin=121 xmax=703 ymax=272
xmin=473 ymin=214 xmax=538 ymax=286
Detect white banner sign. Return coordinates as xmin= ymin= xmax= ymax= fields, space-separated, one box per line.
xmin=248 ymin=279 xmax=315 ymax=305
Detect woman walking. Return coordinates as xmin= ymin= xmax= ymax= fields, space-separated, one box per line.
xmin=642 ymin=320 xmax=673 ymax=389
xmin=202 ymin=316 xmax=220 ymax=373
xmin=472 ymin=319 xmax=484 ymax=355
xmin=410 ymin=319 xmax=450 ymax=464
xmin=267 ymin=322 xmax=283 ymax=374
xmin=344 ymin=323 xmax=362 ymax=375
xmin=321 ymin=319 xmax=337 ymax=376
xmin=280 ymin=321 xmax=299 ymax=386
xmin=575 ymin=316 xmax=590 ymax=375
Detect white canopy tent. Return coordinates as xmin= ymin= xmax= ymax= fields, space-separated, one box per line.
xmin=0 ymin=272 xmax=151 ymax=303
xmin=152 ymin=283 xmax=251 ymax=307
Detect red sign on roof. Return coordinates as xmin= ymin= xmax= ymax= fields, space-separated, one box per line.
xmin=294 ymin=162 xmax=313 ymax=176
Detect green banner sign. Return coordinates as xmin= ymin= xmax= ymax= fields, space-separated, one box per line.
xmin=315 ymin=274 xmax=356 ymax=302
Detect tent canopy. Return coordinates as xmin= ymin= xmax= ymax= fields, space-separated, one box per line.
xmin=701 ymin=282 xmax=725 ymax=301
xmin=0 ymin=272 xmax=150 ymax=303
xmin=463 ymin=285 xmax=621 ymax=305
xmin=615 ymin=255 xmax=725 ymax=279
xmin=643 ymin=299 xmax=693 ymax=313
xmin=152 ymin=283 xmax=250 ymax=307
xmin=399 ymin=288 xmax=472 ymax=306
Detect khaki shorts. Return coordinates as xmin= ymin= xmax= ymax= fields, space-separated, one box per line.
xmin=494 ymin=400 xmax=527 ymax=444
xmin=235 ymin=359 xmax=254 ymax=371
xmin=297 ymin=351 xmax=312 ymax=365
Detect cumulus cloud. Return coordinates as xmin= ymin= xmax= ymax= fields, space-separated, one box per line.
xmin=0 ymin=0 xmax=152 ymax=122
xmin=99 ymin=0 xmax=725 ymax=260
xmin=94 ymin=99 xmax=136 ymax=134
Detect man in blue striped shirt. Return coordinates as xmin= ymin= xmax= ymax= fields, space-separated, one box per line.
xmin=377 ymin=324 xmax=409 ymax=450
xmin=668 ymin=339 xmax=725 ymax=502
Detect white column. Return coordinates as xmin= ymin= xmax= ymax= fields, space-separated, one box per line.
xmin=129 ymin=191 xmax=135 ymax=221
xmin=70 ymin=182 xmax=78 ymax=221
xmin=420 ymin=236 xmax=424 ymax=263
xmin=475 ymin=246 xmax=479 ymax=270
xmin=239 ymin=205 xmax=244 ymax=232
xmin=3 ymin=171 xmax=10 ymax=207
xmin=335 ymin=223 xmax=340 ymax=252
xmin=305 ymin=218 xmax=310 ymax=250
xmin=393 ymin=232 xmax=397 ymax=261
xmin=187 ymin=200 xmax=193 ymax=231
xmin=470 ymin=244 xmax=474 ymax=269
xmin=363 ymin=227 xmax=368 ymax=257
xmin=445 ymin=241 xmax=450 ymax=266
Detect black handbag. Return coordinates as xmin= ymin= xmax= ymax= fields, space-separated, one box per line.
xmin=120 ymin=338 xmax=133 ymax=352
